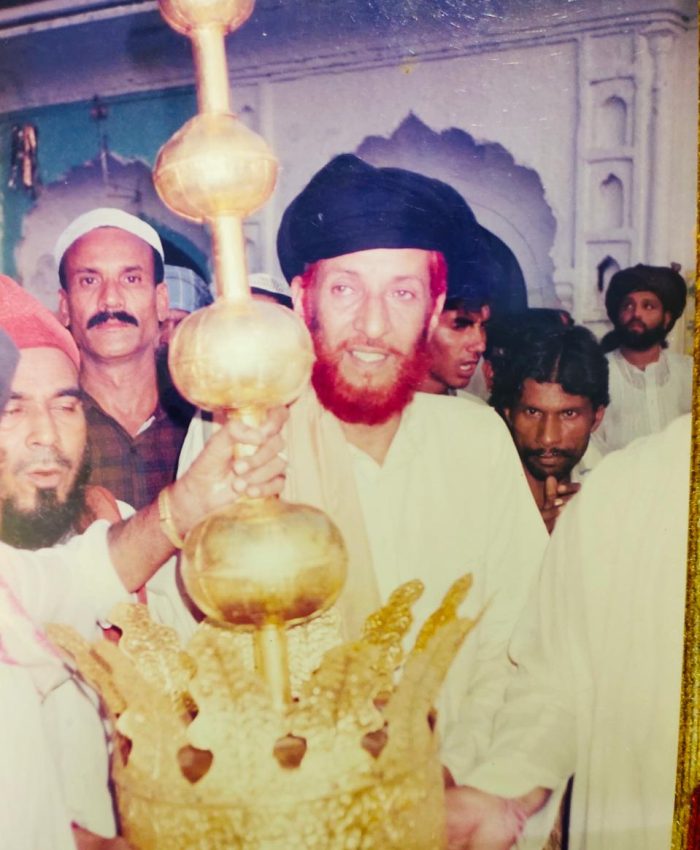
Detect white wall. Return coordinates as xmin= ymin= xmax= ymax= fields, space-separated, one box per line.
xmin=4 ymin=0 xmax=697 ymax=339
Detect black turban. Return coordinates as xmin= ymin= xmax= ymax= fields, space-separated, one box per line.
xmin=277 ymin=155 xmax=483 ymax=299
xmin=605 ymin=264 xmax=687 ymax=330
xmin=394 ymin=171 xmax=527 ymax=313
xmin=466 ymin=225 xmax=528 ymax=318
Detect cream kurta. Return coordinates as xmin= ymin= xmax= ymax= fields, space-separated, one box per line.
xmin=467 ymin=414 xmax=690 ymax=850
xmin=593 ymin=349 xmax=692 ymax=454
xmin=179 ymin=389 xmax=547 ymax=782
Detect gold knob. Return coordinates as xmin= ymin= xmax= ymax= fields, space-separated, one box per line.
xmin=182 ymin=499 xmax=348 ymax=628
xmin=154 ymin=114 xmax=277 ymax=223
xmin=158 ymin=0 xmax=255 ymax=36
xmin=168 ymin=298 xmax=313 ymax=412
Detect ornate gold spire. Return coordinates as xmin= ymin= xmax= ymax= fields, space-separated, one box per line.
xmin=48 ymin=1 xmax=482 ymax=846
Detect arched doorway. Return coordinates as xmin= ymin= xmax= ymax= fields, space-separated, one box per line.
xmin=356 ymin=114 xmax=559 ymax=309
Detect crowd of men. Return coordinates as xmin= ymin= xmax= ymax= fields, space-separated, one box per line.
xmin=0 ymin=151 xmax=694 ymax=850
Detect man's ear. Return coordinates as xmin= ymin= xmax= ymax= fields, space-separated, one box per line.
xmin=663 ymin=310 xmax=672 ymax=331
xmin=290 ymin=276 xmax=306 ymax=319
xmin=155 ymin=282 xmax=170 ymax=323
xmin=57 ymin=288 xmax=71 ymax=328
xmin=591 ymin=405 xmax=606 ymax=433
xmin=427 ymin=292 xmax=446 ymax=337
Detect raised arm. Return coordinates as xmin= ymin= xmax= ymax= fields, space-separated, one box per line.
xmin=107 ymin=406 xmax=288 ymax=591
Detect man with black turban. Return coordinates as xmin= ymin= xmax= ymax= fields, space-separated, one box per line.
xmin=594 ymin=263 xmax=692 ymax=453
xmin=179 ymin=154 xmax=547 ymax=835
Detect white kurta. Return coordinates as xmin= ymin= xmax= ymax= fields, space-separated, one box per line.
xmin=593 ymin=349 xmax=692 ymax=454
xmin=1 ymin=666 xmax=77 ymax=850
xmin=179 ymin=390 xmax=548 ymax=782
xmin=0 ymin=522 xmax=128 ymax=849
xmin=42 ymin=505 xmax=197 ymax=840
xmin=570 ymin=441 xmax=603 ymax=485
xmin=467 ymin=414 xmax=691 ymax=850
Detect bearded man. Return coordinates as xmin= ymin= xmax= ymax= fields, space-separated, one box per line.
xmin=594 ymin=263 xmax=692 ymax=453
xmin=0 ymin=277 xmax=204 ymax=631
xmin=0 ymin=307 xmax=103 ymax=552
xmin=0 ymin=275 xmax=287 ymax=849
xmin=179 ymin=154 xmax=547 ymax=801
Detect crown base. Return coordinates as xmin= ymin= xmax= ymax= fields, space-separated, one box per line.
xmin=117 ymin=755 xmax=446 ymax=849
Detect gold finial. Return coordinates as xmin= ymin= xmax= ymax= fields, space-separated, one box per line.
xmin=51 ymin=1 xmax=482 ymax=845
xmin=153 ymin=0 xmax=344 ymax=708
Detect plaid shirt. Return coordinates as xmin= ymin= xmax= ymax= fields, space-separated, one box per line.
xmin=83 ymin=387 xmax=192 ymax=510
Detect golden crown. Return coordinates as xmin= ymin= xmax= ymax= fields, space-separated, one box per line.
xmin=49 ymin=576 xmax=477 ymax=850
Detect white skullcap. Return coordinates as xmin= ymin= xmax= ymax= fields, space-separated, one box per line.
xmin=54 ymin=207 xmax=164 ymax=267
xmin=248 ymin=272 xmax=292 ymax=306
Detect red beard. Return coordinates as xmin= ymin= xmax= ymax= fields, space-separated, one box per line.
xmin=309 ymin=327 xmax=430 ymax=425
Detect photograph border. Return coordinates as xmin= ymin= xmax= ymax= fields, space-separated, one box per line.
xmin=673 ymin=243 xmax=700 ymax=849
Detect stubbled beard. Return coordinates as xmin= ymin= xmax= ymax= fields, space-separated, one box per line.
xmin=308 ymin=322 xmax=431 ymax=426
xmin=0 ymin=456 xmax=90 ymax=550
xmin=520 ymin=448 xmax=579 ymax=482
xmin=615 ymin=320 xmax=667 ymax=351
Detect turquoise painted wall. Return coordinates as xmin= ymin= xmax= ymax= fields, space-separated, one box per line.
xmin=1 ymin=86 xmax=197 ymax=278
